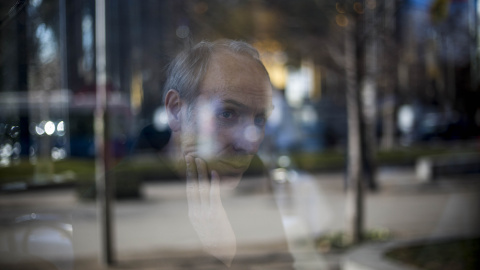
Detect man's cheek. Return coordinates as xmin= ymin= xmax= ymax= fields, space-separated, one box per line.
xmin=195 ymin=102 xmax=220 ymax=159
xmin=197 ymin=132 xmax=220 ymax=159
xmin=180 ymin=133 xmax=197 ymax=155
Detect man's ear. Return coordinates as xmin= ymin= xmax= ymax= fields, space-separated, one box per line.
xmin=165 ymin=89 xmax=183 ymax=132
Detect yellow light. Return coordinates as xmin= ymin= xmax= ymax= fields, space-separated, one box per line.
xmin=354 ymin=2 xmax=364 ymax=14
xmin=130 ymin=72 xmax=143 ymax=115
xmin=266 ymin=62 xmax=287 ymax=90
xmin=254 ymin=40 xmax=288 ymax=90
xmin=336 ymin=14 xmax=349 ymax=27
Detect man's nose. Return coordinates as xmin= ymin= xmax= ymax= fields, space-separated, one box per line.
xmin=233 ymin=125 xmax=263 ymax=154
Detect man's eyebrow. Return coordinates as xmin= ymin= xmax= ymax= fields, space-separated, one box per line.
xmin=222 ymin=99 xmax=248 ymax=109
xmin=222 ymin=99 xmax=274 ymax=113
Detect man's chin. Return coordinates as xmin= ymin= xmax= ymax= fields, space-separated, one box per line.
xmin=212 ymin=161 xmax=250 ymax=190
xmin=218 ymin=174 xmax=243 ymax=190
xmin=215 ymin=161 xmax=249 ymax=175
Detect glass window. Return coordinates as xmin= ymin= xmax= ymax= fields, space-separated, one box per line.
xmin=1 ymin=1 xmax=479 ymax=269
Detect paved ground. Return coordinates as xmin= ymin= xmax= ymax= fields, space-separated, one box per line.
xmin=0 ymin=167 xmax=479 ymax=269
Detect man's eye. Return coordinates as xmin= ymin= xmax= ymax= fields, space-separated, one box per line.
xmin=219 ymin=111 xmax=235 ymax=119
xmin=254 ymin=116 xmax=266 ymax=127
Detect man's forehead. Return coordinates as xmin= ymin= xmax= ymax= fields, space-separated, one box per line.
xmin=210 ymin=50 xmax=268 ymax=77
xmin=217 ymin=97 xmax=273 ymax=112
xmin=210 ymin=83 xmax=272 ymax=102
xmin=196 ymin=49 xmax=273 ymax=109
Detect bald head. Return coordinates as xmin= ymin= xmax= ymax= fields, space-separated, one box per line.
xmin=163 ymin=40 xmax=270 ymax=106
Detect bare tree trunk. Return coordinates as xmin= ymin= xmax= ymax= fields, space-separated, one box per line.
xmin=362 ymin=0 xmax=378 ymax=191
xmin=380 ymin=0 xmax=398 ymax=150
xmin=345 ymin=19 xmax=365 ymax=244
xmin=381 ymin=93 xmax=396 ymax=149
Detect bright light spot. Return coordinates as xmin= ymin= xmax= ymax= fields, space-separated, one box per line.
xmin=0 ymin=158 xmax=10 ymax=167
xmin=398 ymin=105 xmax=414 ymax=133
xmin=13 ymin=142 xmax=21 ymax=155
xmin=57 ymin=121 xmax=65 ymax=136
xmin=51 ymin=147 xmax=66 ymax=160
xmin=0 ymin=144 xmax=12 ymax=167
xmin=416 ymin=158 xmax=432 ymax=182
xmin=31 ymin=0 xmax=42 ymax=7
xmin=277 ymin=155 xmax=291 ymax=168
xmin=244 ymin=125 xmax=260 ymax=143
xmin=286 ymin=63 xmax=314 ymax=108
xmin=35 ymin=24 xmax=57 ymax=64
xmin=36 ymin=121 xmax=46 ymax=135
xmin=301 ymin=106 xmax=318 ymax=125
xmin=0 ymin=144 xmax=13 ymax=158
xmin=9 ymin=126 xmax=20 ymax=138
xmin=45 ymin=121 xmax=55 ymax=136
xmin=176 ymin=25 xmax=190 ymax=39
xmin=271 ymin=168 xmax=288 ymax=183
xmin=243 ymin=126 xmax=260 ymax=142
xmin=153 ymin=107 xmax=169 ymax=131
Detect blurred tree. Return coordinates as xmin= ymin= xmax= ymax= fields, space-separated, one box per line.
xmin=430 ymin=0 xmax=450 ymax=24
xmin=343 ymin=2 xmax=367 ymax=243
xmin=258 ymin=0 xmax=410 ymax=243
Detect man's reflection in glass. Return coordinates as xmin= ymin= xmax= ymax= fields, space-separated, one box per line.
xmin=161 ymin=40 xmax=274 ymax=266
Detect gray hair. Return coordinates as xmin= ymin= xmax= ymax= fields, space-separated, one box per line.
xmin=163 ymin=39 xmax=269 ymax=105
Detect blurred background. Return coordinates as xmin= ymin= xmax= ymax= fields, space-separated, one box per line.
xmin=0 ymin=0 xmax=479 ymax=269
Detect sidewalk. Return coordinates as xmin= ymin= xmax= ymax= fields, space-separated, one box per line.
xmin=1 ymin=167 xmax=479 ymax=269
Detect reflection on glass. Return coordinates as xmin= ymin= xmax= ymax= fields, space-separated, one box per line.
xmin=57 ymin=121 xmax=65 ymax=136
xmin=153 ymin=107 xmax=169 ymax=131
xmin=81 ymin=13 xmax=94 ymax=74
xmin=51 ymin=147 xmax=66 ymax=160
xmin=36 ymin=121 xmax=46 ymax=135
xmin=44 ymin=121 xmax=55 ymax=136
xmin=35 ymin=24 xmax=57 ymax=64
xmin=0 ymin=0 xmax=478 ymax=269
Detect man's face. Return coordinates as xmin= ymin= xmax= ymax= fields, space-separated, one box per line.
xmin=180 ymin=51 xmax=273 ymax=181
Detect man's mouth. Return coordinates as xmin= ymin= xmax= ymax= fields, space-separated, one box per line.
xmin=220 ymin=160 xmax=247 ymax=170
xmin=217 ymin=156 xmax=252 ymax=171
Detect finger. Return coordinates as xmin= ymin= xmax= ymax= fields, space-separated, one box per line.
xmin=195 ymin=158 xmax=210 ymax=206
xmin=185 ymin=155 xmax=198 ymax=183
xmin=185 ymin=155 xmax=200 ymax=207
xmin=210 ymin=170 xmax=221 ymax=208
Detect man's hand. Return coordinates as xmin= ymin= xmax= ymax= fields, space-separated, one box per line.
xmin=185 ymin=155 xmax=236 ymax=266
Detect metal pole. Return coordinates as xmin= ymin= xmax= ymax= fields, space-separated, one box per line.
xmin=470 ymin=0 xmax=479 ymax=92
xmin=95 ymin=0 xmax=115 ymax=265
xmin=59 ymin=0 xmax=70 ymax=155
